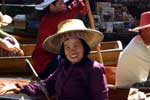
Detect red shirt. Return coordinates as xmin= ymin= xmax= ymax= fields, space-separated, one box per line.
xmin=32 ymin=1 xmax=88 ymax=73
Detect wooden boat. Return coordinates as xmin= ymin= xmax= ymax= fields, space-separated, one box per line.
xmin=0 ymin=41 xmax=122 ymax=73
xmin=0 ymin=41 xmax=124 ymax=99
xmin=1 ymin=40 xmax=149 ymax=100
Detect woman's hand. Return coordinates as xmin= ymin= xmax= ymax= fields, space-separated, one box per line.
xmin=0 ymin=83 xmax=21 ymax=95
xmin=2 ymin=36 xmax=24 ymax=56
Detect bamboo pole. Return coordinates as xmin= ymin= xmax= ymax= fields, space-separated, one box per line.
xmin=84 ymin=0 xmax=104 ymax=64
xmin=84 ymin=0 xmax=95 ymax=29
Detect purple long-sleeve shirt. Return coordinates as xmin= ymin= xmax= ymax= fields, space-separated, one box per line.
xmin=18 ymin=57 xmax=108 ymax=100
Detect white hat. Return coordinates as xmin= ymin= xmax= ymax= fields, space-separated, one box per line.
xmin=35 ymin=0 xmax=69 ymax=10
xmin=43 ymin=19 xmax=104 ymax=54
xmin=0 ymin=12 xmax=12 ymax=26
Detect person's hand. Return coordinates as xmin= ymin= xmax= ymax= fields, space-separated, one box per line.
xmin=68 ymin=0 xmax=84 ymax=9
xmin=0 ymin=83 xmax=20 ymax=95
xmin=2 ymin=36 xmax=24 ymax=56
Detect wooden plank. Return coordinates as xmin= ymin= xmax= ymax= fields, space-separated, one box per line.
xmin=89 ymin=41 xmax=123 ymax=65
xmin=0 ymin=44 xmax=36 ymax=73
xmin=105 ymin=67 xmax=116 ymax=85
xmin=91 ymin=41 xmax=123 ymax=51
xmin=13 ymin=34 xmax=36 ymax=44
xmin=20 ymin=44 xmax=36 ymax=56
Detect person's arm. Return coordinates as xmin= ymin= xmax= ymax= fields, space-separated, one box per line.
xmin=0 ymin=29 xmax=24 ymax=56
xmin=0 ymin=67 xmax=60 ymax=96
xmin=0 ymin=29 xmax=9 ymax=38
xmin=89 ymin=62 xmax=108 ymax=100
xmin=0 ymin=83 xmax=21 ymax=95
xmin=0 ymin=78 xmax=53 ymax=96
xmin=0 ymin=81 xmax=44 ymax=96
xmin=67 ymin=0 xmax=88 ymax=14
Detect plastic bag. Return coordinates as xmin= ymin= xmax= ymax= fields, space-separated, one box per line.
xmin=128 ymin=88 xmax=147 ymax=100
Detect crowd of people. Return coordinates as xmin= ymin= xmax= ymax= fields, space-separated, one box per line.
xmin=0 ymin=0 xmax=150 ymax=99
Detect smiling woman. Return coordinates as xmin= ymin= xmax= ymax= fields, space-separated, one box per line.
xmin=0 ymin=19 xmax=108 ymax=100
xmin=63 ymin=38 xmax=84 ymax=64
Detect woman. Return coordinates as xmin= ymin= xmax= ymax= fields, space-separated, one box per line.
xmin=0 ymin=19 xmax=108 ymax=100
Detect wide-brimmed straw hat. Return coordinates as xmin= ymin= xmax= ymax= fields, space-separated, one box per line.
xmin=43 ymin=19 xmax=104 ymax=54
xmin=35 ymin=0 xmax=69 ymax=10
xmin=0 ymin=12 xmax=12 ymax=26
xmin=129 ymin=11 xmax=150 ymax=32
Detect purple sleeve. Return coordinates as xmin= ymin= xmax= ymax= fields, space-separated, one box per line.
xmin=16 ymin=81 xmax=44 ymax=96
xmin=16 ymin=68 xmax=60 ymax=96
xmin=89 ymin=62 xmax=108 ymax=100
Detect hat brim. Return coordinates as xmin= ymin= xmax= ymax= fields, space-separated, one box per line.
xmin=43 ymin=29 xmax=104 ymax=54
xmin=129 ymin=24 xmax=150 ymax=32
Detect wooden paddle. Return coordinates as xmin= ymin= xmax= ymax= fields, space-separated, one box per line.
xmin=25 ymin=59 xmax=52 ymax=100
xmin=84 ymin=0 xmax=104 ymax=64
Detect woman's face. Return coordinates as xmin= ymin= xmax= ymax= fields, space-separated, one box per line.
xmin=64 ymin=38 xmax=84 ymax=64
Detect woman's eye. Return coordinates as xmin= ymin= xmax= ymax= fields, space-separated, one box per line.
xmin=74 ymin=44 xmax=81 ymax=48
xmin=65 ymin=46 xmax=70 ymax=50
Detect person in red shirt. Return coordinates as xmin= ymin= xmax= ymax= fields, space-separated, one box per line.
xmin=32 ymin=0 xmax=88 ymax=79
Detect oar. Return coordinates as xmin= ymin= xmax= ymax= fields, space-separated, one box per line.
xmin=90 ymin=48 xmax=122 ymax=54
xmin=84 ymin=0 xmax=104 ymax=64
xmin=25 ymin=59 xmax=52 ymax=100
xmin=0 ymin=95 xmax=31 ymax=100
xmin=0 ymin=56 xmax=31 ymax=60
